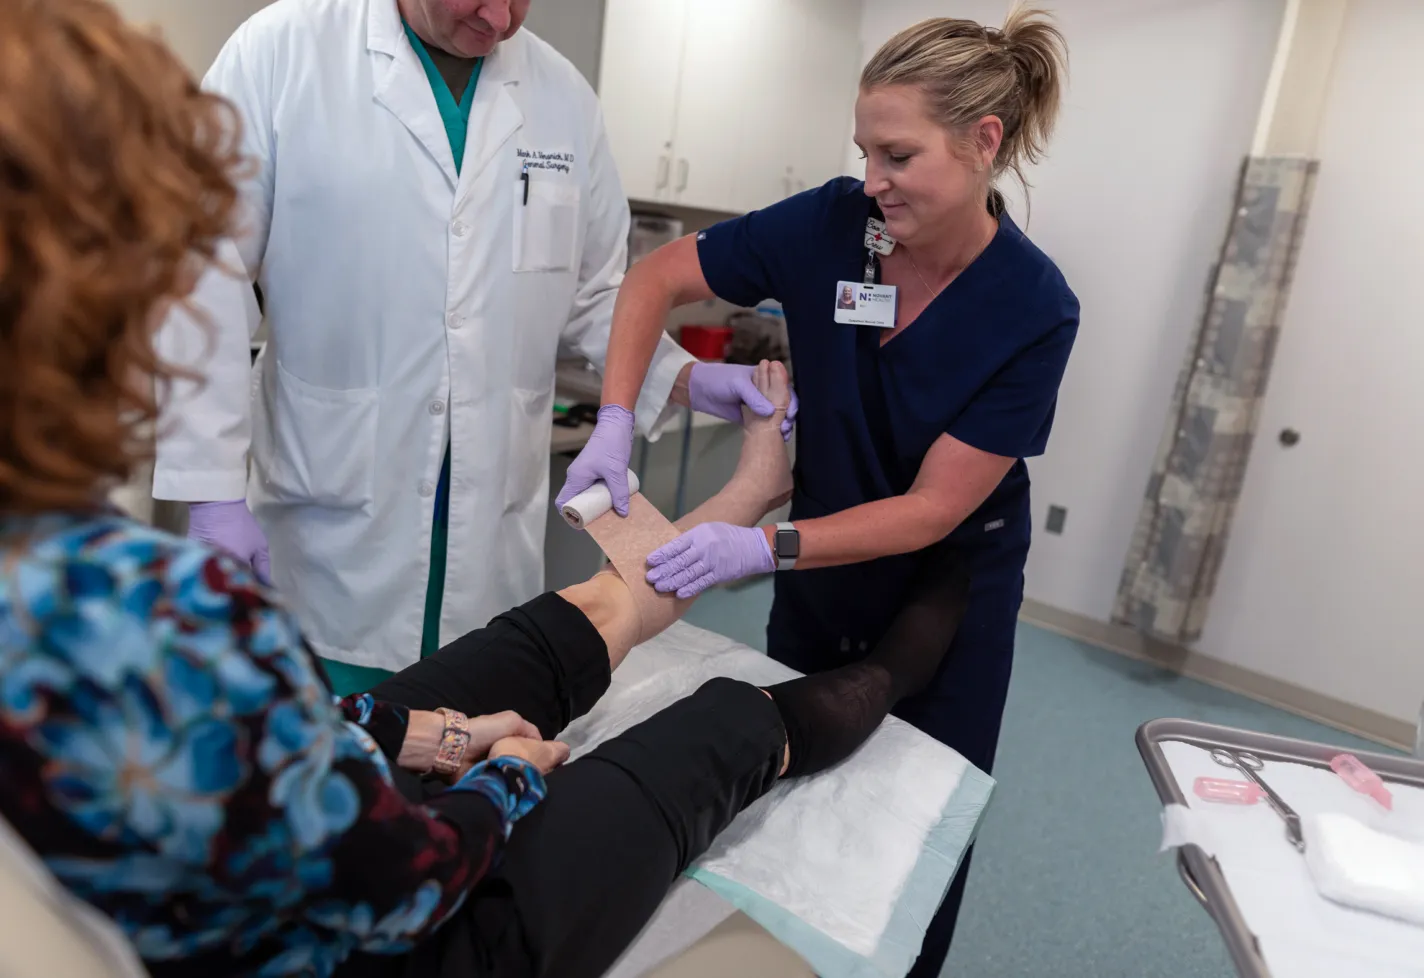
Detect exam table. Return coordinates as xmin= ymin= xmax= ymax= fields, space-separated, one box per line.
xmin=579 ymin=622 xmax=996 ymax=978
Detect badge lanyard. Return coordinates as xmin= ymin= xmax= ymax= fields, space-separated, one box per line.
xmin=833 ymin=216 xmax=899 ymax=330
xmin=865 ymin=216 xmax=895 ymax=278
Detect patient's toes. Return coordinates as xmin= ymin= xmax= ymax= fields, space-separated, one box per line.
xmin=763 ymin=360 xmax=791 ymax=413
xmin=753 ymin=359 xmax=771 ymax=400
xmin=747 ymin=358 xmax=790 ymax=414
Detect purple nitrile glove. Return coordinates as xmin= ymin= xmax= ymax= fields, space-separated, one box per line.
xmin=555 ymin=404 xmax=637 ymax=517
xmin=645 ymin=522 xmax=774 ymax=600
xmin=687 ymin=362 xmax=799 ymax=441
xmin=782 ymin=385 xmax=799 ymax=441
xmin=188 ymin=500 xmax=271 ymax=584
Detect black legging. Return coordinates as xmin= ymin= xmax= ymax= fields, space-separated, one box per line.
xmin=336 ymin=593 xmax=787 ymax=978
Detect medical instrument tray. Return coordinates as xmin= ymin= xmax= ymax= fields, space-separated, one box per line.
xmin=1136 ymin=718 xmax=1424 ymax=977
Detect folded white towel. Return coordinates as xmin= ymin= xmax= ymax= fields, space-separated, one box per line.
xmin=1304 ymin=813 xmax=1424 ymax=927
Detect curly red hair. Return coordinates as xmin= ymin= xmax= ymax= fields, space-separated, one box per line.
xmin=0 ymin=0 xmax=243 ymax=514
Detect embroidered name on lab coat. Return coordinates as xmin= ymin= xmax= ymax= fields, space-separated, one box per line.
xmin=517 ymin=148 xmax=576 ymax=175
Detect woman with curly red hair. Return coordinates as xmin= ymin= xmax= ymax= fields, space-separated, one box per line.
xmin=0 ymin=6 xmax=969 ymax=977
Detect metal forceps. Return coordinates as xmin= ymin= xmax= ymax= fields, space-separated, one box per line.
xmin=1211 ymin=748 xmax=1306 ymax=852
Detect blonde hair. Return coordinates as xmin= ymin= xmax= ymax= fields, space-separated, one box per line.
xmin=861 ymin=5 xmax=1068 ymax=199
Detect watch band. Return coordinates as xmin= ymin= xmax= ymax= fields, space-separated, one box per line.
xmin=774 ymin=522 xmax=799 ymax=571
xmin=431 ymin=707 xmax=472 ymax=780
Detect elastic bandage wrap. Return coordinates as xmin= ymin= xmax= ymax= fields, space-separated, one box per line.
xmin=560 ymin=360 xmax=795 ymax=644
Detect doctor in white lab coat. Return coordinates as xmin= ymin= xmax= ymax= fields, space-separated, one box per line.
xmin=154 ymin=0 xmax=780 ymax=690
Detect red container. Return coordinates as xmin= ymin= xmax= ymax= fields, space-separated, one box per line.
xmin=680 ymin=325 xmax=734 ymax=361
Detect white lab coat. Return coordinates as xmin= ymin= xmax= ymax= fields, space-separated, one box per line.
xmin=154 ymin=0 xmax=693 ymax=671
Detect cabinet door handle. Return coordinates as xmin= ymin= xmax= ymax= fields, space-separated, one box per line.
xmin=656 ymin=155 xmax=671 ymax=190
xmin=675 ymin=158 xmax=690 ymax=192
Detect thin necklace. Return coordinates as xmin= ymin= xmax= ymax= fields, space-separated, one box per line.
xmin=906 ymin=251 xmax=941 ymax=299
xmin=904 ymin=220 xmax=998 ymax=300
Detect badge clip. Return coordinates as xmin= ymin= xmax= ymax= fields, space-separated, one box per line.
xmin=864 ymin=217 xmax=896 ymax=256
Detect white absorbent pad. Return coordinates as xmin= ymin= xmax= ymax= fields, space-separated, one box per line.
xmin=1305 ymin=813 xmax=1424 ymax=928
xmin=562 ymin=622 xmax=996 ymax=978
xmin=1156 ymin=741 xmax=1424 ymax=977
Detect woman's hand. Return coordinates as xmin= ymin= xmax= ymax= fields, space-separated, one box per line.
xmin=398 ymin=710 xmax=541 ymax=779
xmin=554 ymin=405 xmax=637 ymax=516
xmin=685 ymin=363 xmax=798 ymax=440
xmin=645 ymin=522 xmax=775 ymax=599
xmin=188 ymin=500 xmax=272 ymax=583
xmin=460 ymin=712 xmax=542 ymax=779
xmin=489 ymin=736 xmax=571 ymax=775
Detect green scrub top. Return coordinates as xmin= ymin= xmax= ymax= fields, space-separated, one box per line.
xmin=321 ymin=30 xmax=483 ymax=697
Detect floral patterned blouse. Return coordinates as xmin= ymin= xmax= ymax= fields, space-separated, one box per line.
xmin=0 ymin=512 xmax=545 ymax=976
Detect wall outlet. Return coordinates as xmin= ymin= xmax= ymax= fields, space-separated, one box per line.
xmin=1046 ymin=505 xmax=1068 ymax=535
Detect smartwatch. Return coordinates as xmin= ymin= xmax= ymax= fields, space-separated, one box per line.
xmin=772 ymin=522 xmax=800 ymax=571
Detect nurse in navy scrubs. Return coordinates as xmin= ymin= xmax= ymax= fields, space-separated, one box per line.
xmin=558 ymin=9 xmax=1075 ymax=974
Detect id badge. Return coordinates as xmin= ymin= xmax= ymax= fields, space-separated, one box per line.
xmin=833 ymin=280 xmax=898 ymax=329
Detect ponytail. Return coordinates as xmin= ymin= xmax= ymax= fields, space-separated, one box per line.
xmin=860 ymin=4 xmax=1069 ymax=201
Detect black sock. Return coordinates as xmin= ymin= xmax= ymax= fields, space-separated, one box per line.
xmin=765 ymin=547 xmax=970 ymax=779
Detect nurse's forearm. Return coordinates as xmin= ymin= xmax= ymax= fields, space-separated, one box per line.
xmin=601 ymin=262 xmax=676 ymax=410
xmin=766 ymin=494 xmax=969 ymax=570
xmin=601 ymin=235 xmax=715 ymax=410
xmin=772 ymin=435 xmax=1015 ymax=570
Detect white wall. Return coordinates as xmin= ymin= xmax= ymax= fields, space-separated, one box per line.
xmin=854 ymin=1 xmax=1285 ymax=616
xmin=524 ymin=0 xmax=606 ymax=85
xmin=108 ymin=0 xmax=273 ymax=74
xmin=1192 ymin=0 xmax=1424 ymax=724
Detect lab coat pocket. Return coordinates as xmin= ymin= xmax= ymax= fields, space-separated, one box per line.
xmin=257 ymin=360 xmax=378 ymax=510
xmin=513 ymin=180 xmax=581 ymax=273
xmin=503 ymin=386 xmax=553 ymax=515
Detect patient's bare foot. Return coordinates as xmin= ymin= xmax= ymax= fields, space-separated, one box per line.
xmin=740 ymin=359 xmax=795 ymax=508
xmin=675 ymin=360 xmax=795 ymax=532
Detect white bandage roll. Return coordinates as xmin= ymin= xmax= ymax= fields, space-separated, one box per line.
xmin=560 ymin=470 xmax=641 ymax=529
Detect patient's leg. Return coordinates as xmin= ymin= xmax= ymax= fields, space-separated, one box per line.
xmin=451 ymin=547 xmax=972 ymax=978
xmin=376 ymin=363 xmax=794 ymax=732
xmin=560 ymin=359 xmax=795 ymax=669
xmin=555 ymin=575 xmax=641 ymax=671
xmin=765 ymin=545 xmax=971 ymax=777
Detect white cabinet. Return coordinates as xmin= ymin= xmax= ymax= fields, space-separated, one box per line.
xmin=730 ymin=0 xmax=863 ymax=212
xmin=598 ymin=0 xmax=861 ymax=214
xmin=667 ymin=0 xmax=750 ymax=209
xmin=597 ymin=0 xmax=686 ymax=204
xmin=726 ymin=0 xmax=805 ymax=213
xmin=792 ymin=0 xmax=864 ymax=191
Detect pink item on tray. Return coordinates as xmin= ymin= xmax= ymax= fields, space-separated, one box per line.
xmin=1329 ymin=753 xmax=1393 ymax=810
xmin=1194 ymin=776 xmax=1264 ymax=805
